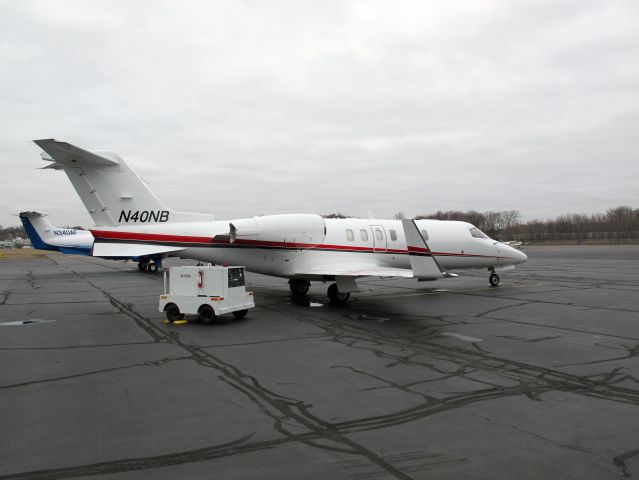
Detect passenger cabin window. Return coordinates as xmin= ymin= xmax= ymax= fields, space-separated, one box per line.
xmin=360 ymin=229 xmax=369 ymax=241
xmin=469 ymin=227 xmax=489 ymax=239
xmin=389 ymin=229 xmax=398 ymax=241
xmin=375 ymin=228 xmax=384 ymax=241
xmin=346 ymin=229 xmax=354 ymax=241
xmin=228 ymin=268 xmax=245 ymax=288
xmin=420 ymin=230 xmax=429 ymax=241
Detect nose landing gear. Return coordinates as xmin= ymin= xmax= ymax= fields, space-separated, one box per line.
xmin=489 ymin=269 xmax=500 ymax=287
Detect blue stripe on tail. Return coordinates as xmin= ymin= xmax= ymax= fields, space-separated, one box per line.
xmin=19 ymin=215 xmax=57 ymax=251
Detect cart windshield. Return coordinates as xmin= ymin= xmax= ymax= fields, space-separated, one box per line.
xmin=228 ymin=268 xmax=245 ymax=287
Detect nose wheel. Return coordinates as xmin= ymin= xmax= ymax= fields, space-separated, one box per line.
xmin=489 ymin=272 xmax=500 ymax=287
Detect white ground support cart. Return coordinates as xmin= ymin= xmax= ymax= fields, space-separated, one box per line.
xmin=159 ymin=266 xmax=255 ymax=324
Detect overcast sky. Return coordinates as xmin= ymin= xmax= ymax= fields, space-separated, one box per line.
xmin=1 ymin=0 xmax=638 ymax=228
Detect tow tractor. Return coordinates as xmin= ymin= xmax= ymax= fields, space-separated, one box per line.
xmin=159 ymin=266 xmax=255 ymax=324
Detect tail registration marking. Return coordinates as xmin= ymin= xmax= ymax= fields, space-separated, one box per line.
xmin=119 ymin=210 xmax=169 ymax=223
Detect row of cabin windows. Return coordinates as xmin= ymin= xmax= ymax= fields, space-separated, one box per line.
xmin=344 ymin=228 xmax=430 ymax=242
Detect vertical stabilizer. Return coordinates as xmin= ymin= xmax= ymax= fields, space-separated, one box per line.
xmin=34 ymin=139 xmax=215 ymax=227
xmin=19 ymin=211 xmax=57 ymax=250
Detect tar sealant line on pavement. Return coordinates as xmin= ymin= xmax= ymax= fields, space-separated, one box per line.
xmin=0 ymin=319 xmax=55 ymax=326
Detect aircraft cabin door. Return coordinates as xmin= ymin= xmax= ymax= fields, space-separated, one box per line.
xmin=370 ymin=225 xmax=387 ymax=252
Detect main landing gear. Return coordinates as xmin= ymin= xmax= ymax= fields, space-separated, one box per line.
xmin=289 ymin=279 xmax=310 ymax=296
xmin=489 ymin=268 xmax=500 ymax=287
xmin=327 ymin=283 xmax=350 ymax=303
xmin=289 ymin=279 xmax=351 ymax=303
xmin=138 ymin=257 xmax=162 ymax=273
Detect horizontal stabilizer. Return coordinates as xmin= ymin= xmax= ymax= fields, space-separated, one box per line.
xmin=34 ymin=139 xmax=120 ymax=168
xmin=92 ymin=242 xmax=184 ymax=258
xmin=402 ymin=219 xmax=448 ymax=280
xmin=18 ymin=211 xmax=50 ymax=218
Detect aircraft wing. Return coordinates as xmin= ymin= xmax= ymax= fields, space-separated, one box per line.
xmin=307 ymin=264 xmax=415 ymax=278
xmin=401 ymin=219 xmax=457 ymax=279
xmin=92 ymin=242 xmax=184 ymax=258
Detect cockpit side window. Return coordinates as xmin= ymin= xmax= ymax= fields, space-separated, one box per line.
xmin=469 ymin=227 xmax=489 ymax=239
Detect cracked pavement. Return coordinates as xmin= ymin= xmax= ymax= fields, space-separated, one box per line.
xmin=1 ymin=245 xmax=638 ymax=479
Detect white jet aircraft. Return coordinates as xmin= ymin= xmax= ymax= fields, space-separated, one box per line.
xmin=33 ymin=139 xmax=527 ymax=302
xmin=19 ymin=211 xmax=93 ymax=256
xmin=19 ymin=211 xmax=163 ymax=271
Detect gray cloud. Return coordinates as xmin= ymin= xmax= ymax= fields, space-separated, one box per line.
xmin=1 ymin=0 xmax=637 ymax=227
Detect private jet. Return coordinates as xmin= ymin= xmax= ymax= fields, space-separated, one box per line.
xmin=19 ymin=211 xmax=162 ymax=272
xmin=33 ymin=139 xmax=527 ymax=302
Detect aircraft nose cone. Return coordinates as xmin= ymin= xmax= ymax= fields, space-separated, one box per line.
xmin=503 ymin=244 xmax=527 ymax=264
xmin=515 ymin=248 xmax=528 ymax=264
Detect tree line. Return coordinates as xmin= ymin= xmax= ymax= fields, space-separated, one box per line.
xmin=0 ymin=225 xmax=26 ymax=242
xmin=414 ymin=206 xmax=639 ymax=242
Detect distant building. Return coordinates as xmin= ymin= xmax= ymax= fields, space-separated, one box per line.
xmin=0 ymin=237 xmax=32 ymax=249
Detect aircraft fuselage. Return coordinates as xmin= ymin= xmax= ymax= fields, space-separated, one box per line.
xmin=92 ymin=217 xmax=527 ymax=279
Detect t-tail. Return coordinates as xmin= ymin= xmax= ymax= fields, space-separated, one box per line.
xmin=18 ymin=211 xmax=93 ymax=255
xmin=33 ymin=139 xmax=214 ymax=227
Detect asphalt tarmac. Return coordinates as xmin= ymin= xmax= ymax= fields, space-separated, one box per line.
xmin=1 ymin=245 xmax=638 ymax=480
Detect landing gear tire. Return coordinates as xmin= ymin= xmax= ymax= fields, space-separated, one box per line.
xmin=289 ymin=279 xmax=310 ymax=296
xmin=489 ymin=273 xmax=500 ymax=287
xmin=138 ymin=260 xmax=149 ymax=272
xmin=198 ymin=305 xmax=216 ymax=325
xmin=327 ymin=283 xmax=350 ymax=303
xmin=165 ymin=304 xmax=181 ymax=322
xmin=149 ymin=262 xmax=158 ymax=273
xmin=233 ymin=309 xmax=248 ymax=320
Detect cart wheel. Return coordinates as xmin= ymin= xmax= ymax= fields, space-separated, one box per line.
xmin=149 ymin=262 xmax=158 ymax=273
xmin=198 ymin=305 xmax=216 ymax=325
xmin=233 ymin=309 xmax=248 ymax=320
xmin=165 ymin=303 xmax=181 ymax=322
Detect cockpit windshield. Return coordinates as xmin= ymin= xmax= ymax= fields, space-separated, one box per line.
xmin=469 ymin=227 xmax=489 ymax=239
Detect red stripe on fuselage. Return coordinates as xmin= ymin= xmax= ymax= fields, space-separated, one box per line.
xmin=92 ymin=229 xmax=213 ymax=244
xmin=91 ymin=230 xmax=506 ymax=259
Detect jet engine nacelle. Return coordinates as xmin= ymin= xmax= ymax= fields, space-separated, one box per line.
xmin=229 ymin=214 xmax=326 ymax=247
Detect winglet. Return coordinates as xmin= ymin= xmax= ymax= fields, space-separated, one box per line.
xmin=401 ymin=219 xmax=457 ymax=280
